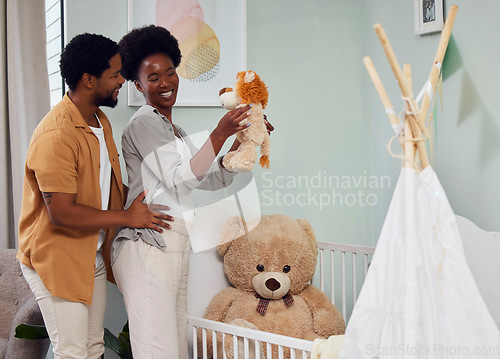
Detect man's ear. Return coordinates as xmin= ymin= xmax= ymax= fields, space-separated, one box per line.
xmin=82 ymin=73 xmax=94 ymax=89
xmin=134 ymin=80 xmax=143 ymax=93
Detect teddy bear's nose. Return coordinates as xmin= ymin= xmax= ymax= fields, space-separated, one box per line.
xmin=265 ymin=278 xmax=281 ymax=291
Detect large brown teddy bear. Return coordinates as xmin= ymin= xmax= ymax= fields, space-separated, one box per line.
xmin=200 ymin=214 xmax=345 ymax=358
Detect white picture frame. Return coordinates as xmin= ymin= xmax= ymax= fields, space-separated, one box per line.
xmin=414 ymin=0 xmax=444 ymax=35
xmin=127 ymin=0 xmax=247 ymax=107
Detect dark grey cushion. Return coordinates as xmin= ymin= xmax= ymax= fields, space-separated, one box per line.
xmin=0 ymin=249 xmax=49 ymax=359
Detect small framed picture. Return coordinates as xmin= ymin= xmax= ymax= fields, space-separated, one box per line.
xmin=414 ymin=0 xmax=443 ymax=35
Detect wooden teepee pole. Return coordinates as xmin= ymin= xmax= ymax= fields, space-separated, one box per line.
xmin=418 ymin=5 xmax=459 ymax=127
xmin=363 ymin=56 xmax=401 ymax=135
xmin=403 ymin=63 xmax=417 ymax=169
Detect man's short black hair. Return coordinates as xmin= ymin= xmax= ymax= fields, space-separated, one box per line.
xmin=118 ymin=25 xmax=182 ymax=82
xmin=60 ymin=33 xmax=119 ymax=91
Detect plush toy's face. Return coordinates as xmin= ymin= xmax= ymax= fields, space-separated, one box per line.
xmin=218 ymin=215 xmax=317 ymax=299
xmin=219 ymin=87 xmax=240 ymax=110
xmin=218 ymin=70 xmax=268 ymax=110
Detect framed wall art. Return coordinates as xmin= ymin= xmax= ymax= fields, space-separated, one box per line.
xmin=414 ymin=0 xmax=444 ymax=35
xmin=127 ymin=0 xmax=247 ymax=106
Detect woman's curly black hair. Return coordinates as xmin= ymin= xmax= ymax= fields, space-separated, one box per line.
xmin=118 ymin=25 xmax=182 ymax=82
xmin=60 ymin=33 xmax=119 ymax=91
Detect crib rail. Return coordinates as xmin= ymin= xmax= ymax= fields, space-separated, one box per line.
xmin=189 ymin=316 xmax=312 ymax=359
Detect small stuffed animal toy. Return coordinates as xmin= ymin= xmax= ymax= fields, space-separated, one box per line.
xmin=200 ymin=214 xmax=345 ymax=359
xmin=219 ymin=70 xmax=270 ymax=172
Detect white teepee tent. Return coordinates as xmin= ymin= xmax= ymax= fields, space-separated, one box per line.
xmin=340 ymin=5 xmax=500 ymax=358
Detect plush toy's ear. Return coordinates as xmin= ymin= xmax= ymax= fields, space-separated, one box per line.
xmin=244 ymin=71 xmax=256 ymax=83
xmin=217 ymin=216 xmax=247 ymax=255
xmin=219 ymin=87 xmax=233 ymax=96
xmin=297 ymin=218 xmax=317 ymax=251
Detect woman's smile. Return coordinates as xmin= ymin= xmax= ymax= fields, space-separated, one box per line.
xmin=159 ymin=89 xmax=174 ymax=98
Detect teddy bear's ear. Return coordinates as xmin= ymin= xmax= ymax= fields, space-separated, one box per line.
xmin=217 ymin=216 xmax=247 ymax=255
xmin=297 ymin=218 xmax=317 ymax=251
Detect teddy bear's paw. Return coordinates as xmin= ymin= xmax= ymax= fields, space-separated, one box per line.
xmin=259 ymin=155 xmax=270 ymax=169
xmin=304 ymin=331 xmax=324 ymax=342
xmin=314 ymin=308 xmax=346 ymax=336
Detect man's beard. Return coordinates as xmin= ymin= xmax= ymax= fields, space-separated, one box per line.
xmin=93 ymin=90 xmax=118 ymax=108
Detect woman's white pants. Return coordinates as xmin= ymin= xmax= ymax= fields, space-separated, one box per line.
xmin=113 ymin=227 xmax=191 ymax=359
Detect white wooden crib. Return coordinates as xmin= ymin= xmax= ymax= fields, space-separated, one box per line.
xmin=186 ymin=241 xmax=375 ymax=359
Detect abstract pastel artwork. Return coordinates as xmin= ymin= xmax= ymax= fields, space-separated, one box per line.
xmin=128 ymin=0 xmax=246 ymax=106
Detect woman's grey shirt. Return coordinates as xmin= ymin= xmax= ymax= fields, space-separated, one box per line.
xmin=112 ymin=105 xmax=236 ymax=262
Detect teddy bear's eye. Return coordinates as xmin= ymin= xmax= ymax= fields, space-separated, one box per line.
xmin=256 ymin=264 xmax=265 ymax=272
xmin=283 ymin=265 xmax=291 ymax=273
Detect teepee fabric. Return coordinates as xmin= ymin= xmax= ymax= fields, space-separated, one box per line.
xmin=340 ymin=167 xmax=500 ymax=359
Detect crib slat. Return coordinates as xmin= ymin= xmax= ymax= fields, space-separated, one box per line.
xmin=341 ymin=251 xmax=346 ymax=320
xmin=319 ymin=248 xmax=325 ymax=292
xmin=330 ymin=249 xmax=335 ymax=304
xmin=212 ymin=330 xmax=218 ymax=358
xmin=352 ymin=252 xmax=357 ymax=306
xmin=223 ymin=333 xmax=227 ymax=359
xmin=193 ymin=326 xmax=198 ymax=359
xmin=267 ymin=343 xmax=272 ymax=359
xmin=244 ymin=337 xmax=250 ymax=359
xmin=290 ymin=348 xmax=296 ymax=359
xmin=255 ymin=340 xmax=261 ymax=359
xmin=234 ymin=335 xmax=239 ymax=359
xmin=278 ymin=345 xmax=284 ymax=359
xmin=202 ymin=328 xmax=208 ymax=359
